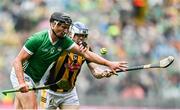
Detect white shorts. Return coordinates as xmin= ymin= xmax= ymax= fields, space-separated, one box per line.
xmin=10 ymin=68 xmax=37 ymax=89
xmin=45 ymin=87 xmax=79 ymax=109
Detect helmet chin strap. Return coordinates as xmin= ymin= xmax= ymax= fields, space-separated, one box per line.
xmin=51 ymin=28 xmax=59 ymax=38
xmin=51 ymin=28 xmax=65 ymax=39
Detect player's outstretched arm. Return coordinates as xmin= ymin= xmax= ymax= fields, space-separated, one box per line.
xmin=69 ymin=44 xmax=128 ymax=73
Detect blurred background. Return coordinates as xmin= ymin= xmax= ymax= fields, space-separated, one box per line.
xmin=0 ymin=0 xmax=179 ymax=109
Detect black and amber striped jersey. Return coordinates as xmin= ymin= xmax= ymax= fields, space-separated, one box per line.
xmin=44 ymin=50 xmax=91 ymax=92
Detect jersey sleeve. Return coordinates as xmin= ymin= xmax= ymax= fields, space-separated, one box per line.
xmin=23 ymin=35 xmax=42 ymax=55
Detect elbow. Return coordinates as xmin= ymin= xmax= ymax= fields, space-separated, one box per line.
xmin=91 ymin=67 xmax=104 ymax=79
xmin=12 ymin=59 xmax=16 ymax=66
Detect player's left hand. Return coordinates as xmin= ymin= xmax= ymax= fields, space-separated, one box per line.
xmin=79 ymin=42 xmax=88 ymax=52
xmin=108 ymin=61 xmax=128 ymax=74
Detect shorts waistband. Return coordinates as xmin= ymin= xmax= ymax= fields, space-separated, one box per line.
xmin=51 ymin=87 xmax=74 ymax=93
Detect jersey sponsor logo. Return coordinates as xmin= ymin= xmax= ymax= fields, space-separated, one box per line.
xmin=23 ymin=61 xmax=29 ymax=70
xmin=41 ymin=47 xmax=62 ymax=54
xmin=64 ymin=63 xmax=81 ymax=72
xmin=41 ymin=49 xmax=49 ymax=52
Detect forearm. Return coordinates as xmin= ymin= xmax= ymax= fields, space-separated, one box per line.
xmin=92 ymin=68 xmax=104 ymax=79
xmin=70 ymin=44 xmax=111 ymax=66
xmin=88 ymin=63 xmax=110 ymax=79
xmin=12 ymin=58 xmax=25 ymax=85
xmin=92 ymin=68 xmax=114 ymax=79
xmin=84 ymin=51 xmax=111 ymax=66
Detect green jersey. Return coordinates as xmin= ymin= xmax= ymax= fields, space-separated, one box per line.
xmin=23 ymin=30 xmax=75 ymax=83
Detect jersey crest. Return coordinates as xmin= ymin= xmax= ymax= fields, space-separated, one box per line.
xmin=57 ymin=47 xmax=62 ymax=52
xmin=50 ymin=47 xmax=56 ymax=54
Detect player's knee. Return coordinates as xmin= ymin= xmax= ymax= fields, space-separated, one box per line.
xmin=16 ymin=92 xmax=37 ymax=109
xmin=22 ymin=102 xmax=37 ymax=109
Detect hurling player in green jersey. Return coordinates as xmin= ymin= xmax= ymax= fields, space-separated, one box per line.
xmin=10 ymin=12 xmax=128 ymax=109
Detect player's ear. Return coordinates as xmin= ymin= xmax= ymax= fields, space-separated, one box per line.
xmin=50 ymin=22 xmax=53 ymax=28
xmin=50 ymin=22 xmax=56 ymax=29
xmin=52 ymin=23 xmax=55 ymax=29
xmin=52 ymin=25 xmax=55 ymax=29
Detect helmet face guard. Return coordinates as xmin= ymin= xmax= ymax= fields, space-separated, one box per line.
xmin=70 ymin=22 xmax=88 ymax=38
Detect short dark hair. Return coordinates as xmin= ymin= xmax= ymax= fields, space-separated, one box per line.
xmin=50 ymin=12 xmax=72 ymax=25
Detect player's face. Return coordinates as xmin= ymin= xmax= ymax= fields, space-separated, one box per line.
xmin=73 ymin=34 xmax=87 ymax=45
xmin=53 ymin=22 xmax=70 ymax=38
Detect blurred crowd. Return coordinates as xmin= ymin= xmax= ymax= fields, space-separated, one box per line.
xmin=0 ymin=0 xmax=179 ymax=108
